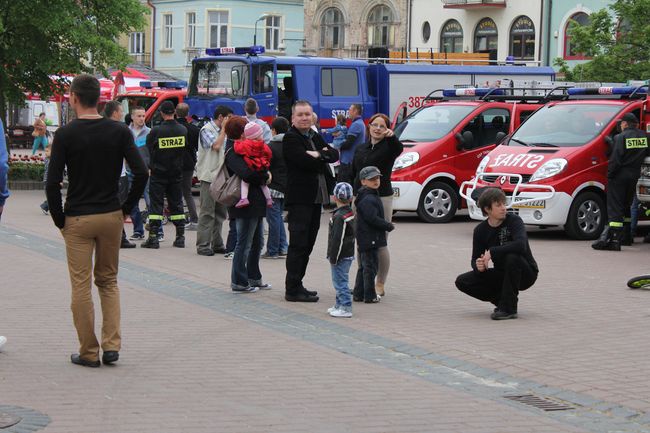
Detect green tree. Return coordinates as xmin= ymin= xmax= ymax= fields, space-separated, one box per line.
xmin=555 ymin=0 xmax=650 ymax=82
xmin=0 ymin=0 xmax=147 ymax=121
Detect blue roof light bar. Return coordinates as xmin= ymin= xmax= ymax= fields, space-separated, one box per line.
xmin=205 ymin=46 xmax=265 ymax=56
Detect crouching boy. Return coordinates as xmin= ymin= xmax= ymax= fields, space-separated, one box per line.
xmin=455 ymin=188 xmax=538 ymax=320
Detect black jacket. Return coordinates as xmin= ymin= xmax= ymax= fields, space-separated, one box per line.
xmin=283 ymin=127 xmax=338 ymax=205
xmin=178 ymin=118 xmax=200 ymax=171
xmin=352 ymin=135 xmax=404 ymax=197
xmin=268 ymin=133 xmax=287 ymax=193
xmin=327 ymin=205 xmax=355 ymax=264
xmin=146 ymin=119 xmax=187 ymax=177
xmin=608 ymin=127 xmax=649 ymax=179
xmin=354 ymin=186 xmax=394 ymax=252
xmin=225 ymin=139 xmax=270 ymax=219
xmin=471 ymin=213 xmax=538 ymax=273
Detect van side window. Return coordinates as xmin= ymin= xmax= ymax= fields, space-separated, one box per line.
xmin=321 ymin=68 xmax=359 ymax=96
xmin=463 ymin=108 xmax=511 ymax=148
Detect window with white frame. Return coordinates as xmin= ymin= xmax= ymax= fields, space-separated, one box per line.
xmin=129 ymin=32 xmax=145 ymax=54
xmin=209 ymin=11 xmax=229 ymax=48
xmin=186 ymin=12 xmax=197 ymax=48
xmin=320 ymin=8 xmax=344 ymax=49
xmin=163 ymin=14 xmax=173 ymax=49
xmin=265 ymin=15 xmax=281 ymax=51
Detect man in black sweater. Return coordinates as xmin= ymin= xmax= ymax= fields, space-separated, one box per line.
xmin=141 ymin=101 xmax=188 ymax=249
xmin=283 ymin=100 xmax=339 ymax=302
xmin=46 ymin=74 xmax=148 ymax=367
xmin=175 ymin=103 xmax=200 ymax=230
xmin=455 ymin=188 xmax=538 ymax=320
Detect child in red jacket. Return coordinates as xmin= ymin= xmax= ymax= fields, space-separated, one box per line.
xmin=234 ymin=122 xmax=273 ymax=208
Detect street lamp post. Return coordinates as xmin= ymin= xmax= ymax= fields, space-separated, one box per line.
xmin=254 ymin=14 xmax=269 ymax=46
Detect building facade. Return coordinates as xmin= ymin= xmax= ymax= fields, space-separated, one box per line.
xmin=150 ymin=0 xmax=304 ymax=79
xmin=541 ymin=0 xmax=612 ymax=68
xmin=302 ymin=0 xmax=409 ymax=58
xmin=410 ymin=0 xmax=543 ymax=65
xmin=119 ymin=0 xmax=154 ymax=68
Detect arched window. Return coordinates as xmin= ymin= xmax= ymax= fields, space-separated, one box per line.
xmin=474 ymin=18 xmax=498 ymax=53
xmin=422 ymin=21 xmax=431 ymax=43
xmin=320 ymin=8 xmax=344 ymax=49
xmin=440 ymin=19 xmax=463 ymax=53
xmin=564 ymin=12 xmax=590 ymax=59
xmin=509 ymin=15 xmax=535 ymax=60
xmin=367 ymin=5 xmax=396 ymax=47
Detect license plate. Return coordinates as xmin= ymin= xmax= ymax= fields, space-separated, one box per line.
xmin=513 ymin=200 xmax=546 ymax=209
xmin=13 ymin=129 xmax=23 ymax=136
xmin=393 ymin=187 xmax=400 ymax=197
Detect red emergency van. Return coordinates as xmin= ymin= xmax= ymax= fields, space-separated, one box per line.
xmin=116 ymin=80 xmax=187 ymax=126
xmin=461 ymin=85 xmax=648 ymax=240
xmin=391 ymin=87 xmax=569 ymax=223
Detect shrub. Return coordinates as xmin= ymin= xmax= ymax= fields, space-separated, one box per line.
xmin=8 ymin=161 xmax=45 ymax=181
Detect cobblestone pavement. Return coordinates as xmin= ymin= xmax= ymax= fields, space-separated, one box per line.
xmin=1 ymin=191 xmax=650 ymax=433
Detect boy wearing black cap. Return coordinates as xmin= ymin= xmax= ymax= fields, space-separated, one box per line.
xmin=353 ymin=166 xmax=395 ymax=303
xmin=327 ymin=182 xmax=356 ymax=318
xmin=593 ymin=112 xmax=649 ymax=251
xmin=142 ymin=100 xmax=188 ymax=249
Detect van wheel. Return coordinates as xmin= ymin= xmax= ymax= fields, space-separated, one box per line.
xmin=565 ymin=191 xmax=605 ymax=240
xmin=417 ymin=181 xmax=458 ymax=223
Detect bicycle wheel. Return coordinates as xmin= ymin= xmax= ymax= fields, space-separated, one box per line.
xmin=627 ymin=275 xmax=650 ymax=289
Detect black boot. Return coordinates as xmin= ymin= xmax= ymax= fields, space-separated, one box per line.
xmin=173 ymin=224 xmax=185 ymax=248
xmin=141 ymin=233 xmax=160 ymax=249
xmin=592 ymin=226 xmax=622 ymax=251
xmin=591 ymin=226 xmax=609 ymax=250
xmin=120 ymin=229 xmax=136 ymax=249
xmin=622 ymin=223 xmax=633 ymax=246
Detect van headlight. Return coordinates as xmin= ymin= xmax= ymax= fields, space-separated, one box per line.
xmin=475 ymin=156 xmax=490 ymax=175
xmin=529 ymin=158 xmax=568 ymax=182
xmin=393 ymin=152 xmax=419 ymax=171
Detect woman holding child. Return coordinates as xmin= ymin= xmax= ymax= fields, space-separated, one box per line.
xmin=351 ymin=113 xmax=404 ymax=297
xmin=224 ymin=116 xmax=272 ymax=293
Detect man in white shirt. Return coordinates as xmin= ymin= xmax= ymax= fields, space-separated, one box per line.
xmin=196 ymin=105 xmax=233 ymax=256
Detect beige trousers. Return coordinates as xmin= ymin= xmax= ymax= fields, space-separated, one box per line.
xmin=62 ymin=210 xmax=123 ymax=361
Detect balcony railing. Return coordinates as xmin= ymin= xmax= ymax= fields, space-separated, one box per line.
xmin=442 ymin=0 xmax=506 ymax=8
xmin=129 ymin=52 xmax=151 ymax=66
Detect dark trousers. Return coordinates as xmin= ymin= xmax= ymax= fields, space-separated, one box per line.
xmin=353 ymin=249 xmax=379 ymax=301
xmin=182 ymin=170 xmax=198 ymax=223
xmin=285 ymin=203 xmax=322 ymax=292
xmin=455 ymin=253 xmax=537 ymax=314
xmin=148 ymin=174 xmax=185 ymax=229
xmin=226 ymin=218 xmax=237 ymax=253
xmin=231 ymin=217 xmax=263 ymax=289
xmin=337 ymin=163 xmax=353 ymax=184
xmin=607 ymin=174 xmax=638 ymax=225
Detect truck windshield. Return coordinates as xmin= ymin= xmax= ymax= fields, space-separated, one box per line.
xmin=510 ymin=104 xmax=621 ymax=147
xmin=395 ymin=105 xmax=476 ymax=143
xmin=189 ymin=60 xmax=248 ymax=97
xmin=117 ymin=96 xmax=157 ymax=113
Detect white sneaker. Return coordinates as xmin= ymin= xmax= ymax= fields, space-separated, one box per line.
xmin=0 ymin=336 xmax=6 ymax=350
xmin=327 ymin=305 xmax=339 ymax=314
xmin=329 ymin=308 xmax=352 ymax=318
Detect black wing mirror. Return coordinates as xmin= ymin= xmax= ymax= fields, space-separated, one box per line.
xmin=495 ymin=131 xmax=507 ymax=145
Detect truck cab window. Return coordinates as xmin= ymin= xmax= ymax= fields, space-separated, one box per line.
xmin=253 ymin=64 xmax=274 ymax=94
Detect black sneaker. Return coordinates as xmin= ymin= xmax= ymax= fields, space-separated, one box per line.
xmin=120 ymin=239 xmax=136 ymax=249
xmin=491 ymin=310 xmax=518 ymax=320
xmin=102 ymin=351 xmax=119 ymax=365
xmin=130 ymin=233 xmax=145 ymax=241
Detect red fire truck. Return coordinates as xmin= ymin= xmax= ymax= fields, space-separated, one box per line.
xmin=116 ymin=80 xmax=187 ymax=127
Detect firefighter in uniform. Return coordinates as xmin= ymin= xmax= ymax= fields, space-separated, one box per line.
xmin=593 ymin=113 xmax=649 ymax=251
xmin=141 ymin=101 xmax=188 ymax=249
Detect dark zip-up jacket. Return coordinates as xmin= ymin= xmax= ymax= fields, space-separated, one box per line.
xmin=268 ymin=133 xmax=287 ymax=193
xmin=608 ymin=127 xmax=649 ymax=179
xmin=147 ymin=119 xmax=187 ymax=177
xmin=327 ymin=205 xmax=355 ymax=264
xmin=352 ymin=135 xmax=403 ymax=197
xmin=354 ymin=186 xmax=394 ymax=252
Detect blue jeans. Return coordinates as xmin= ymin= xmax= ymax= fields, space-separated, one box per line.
xmin=128 ymin=177 xmax=152 ymax=236
xmin=231 ymin=217 xmax=264 ymax=289
xmin=265 ymin=198 xmax=288 ymax=256
xmin=630 ymin=195 xmax=640 ymax=235
xmin=226 ymin=218 xmax=237 ymax=253
xmin=331 ymin=257 xmax=353 ymax=308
